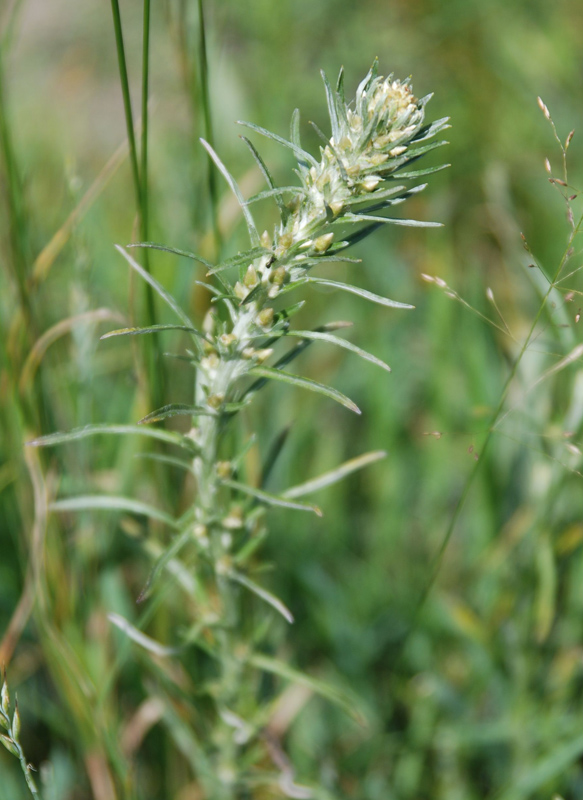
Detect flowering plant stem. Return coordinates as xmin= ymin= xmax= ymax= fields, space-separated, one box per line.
xmin=33 ymin=62 xmax=448 ymax=796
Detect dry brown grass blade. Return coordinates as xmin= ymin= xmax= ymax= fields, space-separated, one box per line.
xmin=85 ymin=751 xmax=118 ymax=800
xmin=19 ymin=308 xmax=126 ymax=394
xmin=32 ymin=140 xmax=130 ymax=284
xmin=0 ymin=435 xmax=51 ymax=664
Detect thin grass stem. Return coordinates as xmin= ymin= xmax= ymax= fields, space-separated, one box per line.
xmin=399 ymin=209 xmax=583 ymax=659
xmin=197 ymin=0 xmax=221 ymax=254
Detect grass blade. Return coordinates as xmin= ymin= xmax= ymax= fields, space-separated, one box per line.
xmin=284 ymin=450 xmax=387 ymax=499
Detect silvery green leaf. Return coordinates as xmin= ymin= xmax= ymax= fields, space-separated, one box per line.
xmin=137 ymin=528 xmax=193 ymax=602
xmin=283 ymin=330 xmax=391 ymax=372
xmin=206 ymin=246 xmax=271 ymax=274
xmin=237 ymin=120 xmax=319 ymax=170
xmin=336 ymin=65 xmax=345 ymax=102
xmin=101 ymin=324 xmax=206 ymax=341
xmin=200 ymin=138 xmax=260 ymax=246
xmin=412 ymin=116 xmax=451 ymax=143
xmin=108 ymin=613 xmax=180 ymax=656
xmin=320 ymin=70 xmax=344 ymax=143
xmin=127 ymin=242 xmax=214 ymax=268
xmin=346 ymin=185 xmax=407 ymax=207
xmin=240 ymin=135 xmax=291 ymax=224
xmin=248 ymin=366 xmax=361 ymax=415
xmin=339 ymin=212 xmax=442 ymax=228
xmin=284 ymin=450 xmax=387 ymax=498
xmin=244 ymin=186 xmax=304 ymax=205
xmin=135 ymin=452 xmax=194 ymax=472
xmin=221 ymin=478 xmax=321 ymax=515
xmin=115 ymin=246 xmax=198 ymax=331
xmin=395 ymin=163 xmax=451 ymax=179
xmin=304 ymin=277 xmax=414 ymax=309
xmin=290 ymin=108 xmax=302 ymax=149
xmin=27 ymin=423 xmax=197 ymax=451
xmin=138 ymin=404 xmax=216 ymax=424
xmin=249 ymin=653 xmax=366 ymax=725
xmin=50 ymin=495 xmax=180 ymax=529
xmin=229 ymin=572 xmax=294 ymax=624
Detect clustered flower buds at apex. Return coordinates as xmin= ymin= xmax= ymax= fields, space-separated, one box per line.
xmin=271 ymin=61 xmax=448 ymax=250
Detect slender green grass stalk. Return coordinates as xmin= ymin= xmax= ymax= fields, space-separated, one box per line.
xmin=196 ymin=0 xmax=221 ymax=255
xmin=110 ymin=0 xmax=163 ymax=408
xmin=403 ymin=109 xmax=583 ymax=657
xmin=32 ymin=62 xmax=449 ymax=796
xmin=0 ymin=46 xmax=32 ymax=334
xmin=0 ymin=672 xmax=42 ymax=799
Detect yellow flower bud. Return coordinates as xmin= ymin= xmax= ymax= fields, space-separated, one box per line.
xmin=256 ymin=307 xmax=274 ymax=328
xmin=313 ymin=233 xmax=334 ymax=252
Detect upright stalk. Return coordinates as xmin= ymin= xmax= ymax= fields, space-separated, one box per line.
xmin=196 ymin=0 xmax=221 ymax=255
xmin=110 ymin=0 xmax=163 ymax=408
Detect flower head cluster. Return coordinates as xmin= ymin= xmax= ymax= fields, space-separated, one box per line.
xmin=274 ymin=62 xmax=448 ymax=252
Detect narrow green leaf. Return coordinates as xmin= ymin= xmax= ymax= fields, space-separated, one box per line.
xmin=260 ymin=424 xmax=292 ymax=488
xmin=237 ymin=120 xmax=319 ymax=169
xmin=127 ymin=241 xmax=215 ymax=268
xmin=200 ymin=138 xmax=260 ymax=246
xmin=346 ymin=184 xmax=408 ymax=207
xmin=248 ymin=366 xmax=361 ymax=415
xmin=206 ymin=245 xmax=271 ymax=274
xmin=138 ymin=403 xmax=216 ymax=424
xmin=320 ymin=69 xmax=344 ymax=143
xmin=290 ymin=108 xmax=302 ymax=149
xmin=229 ymin=572 xmax=294 ymax=623
xmin=115 ymin=245 xmax=198 ymax=330
xmin=221 ymin=478 xmax=322 ymax=515
xmin=50 ymin=495 xmax=180 ymax=529
xmin=137 ymin=528 xmax=193 ymax=602
xmin=249 ymin=653 xmax=366 ymax=725
xmin=394 ymin=164 xmax=451 ymax=179
xmin=309 ymin=120 xmax=349 ymax=182
xmin=108 ymin=613 xmax=180 ymax=656
xmin=412 ymin=117 xmax=451 ymax=143
xmin=240 ymin=135 xmax=290 ymax=224
xmin=134 ymin=452 xmax=194 ymax=472
xmin=27 ymin=423 xmax=197 ymax=452
xmin=244 ymin=186 xmax=303 ymax=205
xmin=284 ymin=450 xmax=387 ymax=498
xmin=101 ymin=324 xmax=206 ymax=341
xmin=340 ymin=212 xmax=442 ymax=228
xmin=284 ymin=330 xmax=391 ymax=372
xmin=336 ymin=66 xmax=345 ymax=101
xmin=305 ymin=277 xmax=414 ymax=309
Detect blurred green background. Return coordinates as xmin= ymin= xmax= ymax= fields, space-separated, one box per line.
xmin=2 ymin=0 xmax=583 ymax=798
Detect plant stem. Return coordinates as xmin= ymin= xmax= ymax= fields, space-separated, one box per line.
xmin=402 ymin=211 xmax=583 ymax=653
xmin=196 ymin=0 xmax=221 ymax=255
xmin=110 ymin=0 xmax=163 ymax=408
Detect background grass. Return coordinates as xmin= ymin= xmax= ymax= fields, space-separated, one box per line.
xmin=2 ymin=0 xmax=583 ymax=798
